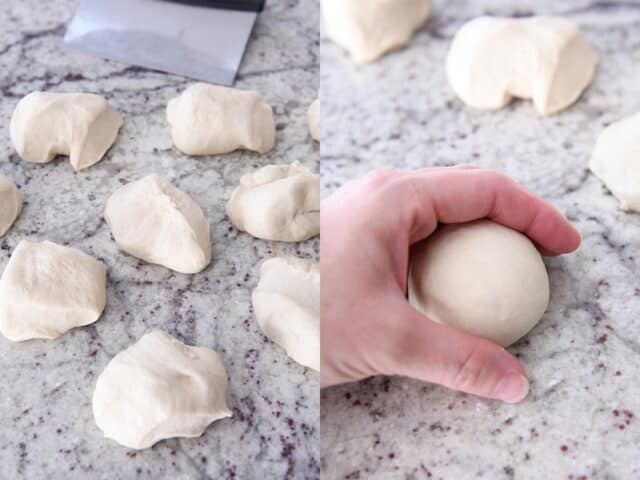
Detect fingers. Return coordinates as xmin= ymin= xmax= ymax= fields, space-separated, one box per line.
xmin=381 ymin=301 xmax=529 ymax=403
xmin=401 ymin=168 xmax=581 ymax=255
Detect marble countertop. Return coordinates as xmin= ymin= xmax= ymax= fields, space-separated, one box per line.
xmin=321 ymin=0 xmax=640 ymax=478
xmin=0 ymin=0 xmax=319 ymax=479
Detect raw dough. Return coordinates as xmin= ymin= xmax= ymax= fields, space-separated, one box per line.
xmin=446 ymin=16 xmax=598 ymax=115
xmin=252 ymin=257 xmax=320 ymax=371
xmin=105 ymin=175 xmax=211 ymax=274
xmin=590 ymin=112 xmax=640 ymax=211
xmin=308 ymin=98 xmax=320 ymax=141
xmin=408 ymin=220 xmax=550 ymax=347
xmin=92 ymin=330 xmax=231 ymax=450
xmin=0 ymin=240 xmax=107 ymax=342
xmin=0 ymin=176 xmax=21 ymax=237
xmin=226 ymin=162 xmax=319 ymax=242
xmin=167 ymin=83 xmax=275 ymax=155
xmin=323 ymin=0 xmax=431 ymax=64
xmin=10 ymin=91 xmax=123 ymax=170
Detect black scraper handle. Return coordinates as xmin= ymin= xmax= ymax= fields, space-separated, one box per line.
xmin=168 ymin=0 xmax=265 ymax=12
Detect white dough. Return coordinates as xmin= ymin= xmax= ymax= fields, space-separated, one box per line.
xmin=105 ymin=175 xmax=211 ymax=274
xmin=10 ymin=91 xmax=123 ymax=171
xmin=0 ymin=176 xmax=21 ymax=237
xmin=167 ymin=83 xmax=275 ymax=155
xmin=226 ymin=162 xmax=320 ymax=242
xmin=0 ymin=240 xmax=107 ymax=342
xmin=93 ymin=330 xmax=231 ymax=450
xmin=322 ymin=0 xmax=431 ymax=64
xmin=446 ymin=16 xmax=598 ymax=115
xmin=408 ymin=220 xmax=550 ymax=347
xmin=252 ymin=257 xmax=320 ymax=371
xmin=308 ymin=98 xmax=320 ymax=142
xmin=590 ymin=112 xmax=640 ymax=212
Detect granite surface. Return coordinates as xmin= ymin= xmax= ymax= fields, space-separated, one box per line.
xmin=0 ymin=0 xmax=319 ymax=479
xmin=321 ymin=1 xmax=640 ymax=479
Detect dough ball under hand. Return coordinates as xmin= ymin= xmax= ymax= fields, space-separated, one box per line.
xmin=167 ymin=83 xmax=275 ymax=155
xmin=226 ymin=162 xmax=320 ymax=242
xmin=105 ymin=175 xmax=211 ymax=274
xmin=92 ymin=330 xmax=232 ymax=450
xmin=408 ymin=220 xmax=550 ymax=347
xmin=589 ymin=112 xmax=640 ymax=212
xmin=252 ymin=257 xmax=320 ymax=371
xmin=0 ymin=240 xmax=107 ymax=342
xmin=446 ymin=16 xmax=598 ymax=115
xmin=0 ymin=176 xmax=21 ymax=237
xmin=10 ymin=91 xmax=123 ymax=171
xmin=322 ymin=0 xmax=431 ymax=64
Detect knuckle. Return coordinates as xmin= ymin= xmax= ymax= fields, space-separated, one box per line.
xmin=447 ymin=348 xmax=488 ymax=392
xmin=361 ymin=169 xmax=398 ymax=189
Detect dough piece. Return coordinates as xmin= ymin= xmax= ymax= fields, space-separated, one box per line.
xmin=92 ymin=330 xmax=232 ymax=450
xmin=323 ymin=0 xmax=431 ymax=64
xmin=308 ymin=98 xmax=320 ymax=142
xmin=10 ymin=91 xmax=123 ymax=171
xmin=0 ymin=176 xmax=21 ymax=237
xmin=167 ymin=83 xmax=275 ymax=155
xmin=252 ymin=257 xmax=320 ymax=370
xmin=590 ymin=112 xmax=640 ymax=211
xmin=446 ymin=16 xmax=598 ymax=115
xmin=408 ymin=220 xmax=549 ymax=347
xmin=226 ymin=162 xmax=319 ymax=242
xmin=105 ymin=175 xmax=211 ymax=274
xmin=0 ymin=240 xmax=106 ymax=342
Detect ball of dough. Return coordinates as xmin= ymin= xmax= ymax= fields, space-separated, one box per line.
xmin=10 ymin=91 xmax=123 ymax=171
xmin=105 ymin=175 xmax=211 ymax=274
xmin=408 ymin=220 xmax=550 ymax=347
xmin=252 ymin=257 xmax=320 ymax=371
xmin=0 ymin=176 xmax=21 ymax=237
xmin=167 ymin=83 xmax=275 ymax=155
xmin=0 ymin=240 xmax=107 ymax=342
xmin=92 ymin=330 xmax=232 ymax=450
xmin=308 ymin=98 xmax=320 ymax=142
xmin=446 ymin=16 xmax=598 ymax=115
xmin=590 ymin=112 xmax=640 ymax=211
xmin=226 ymin=161 xmax=319 ymax=242
xmin=323 ymin=0 xmax=431 ymax=64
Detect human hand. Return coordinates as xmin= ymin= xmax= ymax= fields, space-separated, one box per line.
xmin=320 ymin=166 xmax=581 ymax=403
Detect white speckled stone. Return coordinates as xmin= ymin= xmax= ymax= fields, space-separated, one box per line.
xmin=0 ymin=0 xmax=319 ymax=478
xmin=321 ymin=1 xmax=640 ymax=479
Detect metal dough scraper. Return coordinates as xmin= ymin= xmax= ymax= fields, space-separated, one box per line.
xmin=63 ymin=0 xmax=265 ymax=85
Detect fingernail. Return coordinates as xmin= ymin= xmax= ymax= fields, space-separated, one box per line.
xmin=494 ymin=373 xmax=529 ymax=403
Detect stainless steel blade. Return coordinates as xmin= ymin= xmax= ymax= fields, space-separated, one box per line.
xmin=63 ymin=0 xmax=257 ymax=85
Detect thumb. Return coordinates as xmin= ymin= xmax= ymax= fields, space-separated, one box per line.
xmin=382 ymin=301 xmax=529 ymax=403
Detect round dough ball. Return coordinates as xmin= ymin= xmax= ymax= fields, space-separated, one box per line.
xmin=0 ymin=175 xmax=21 ymax=237
xmin=408 ymin=220 xmax=549 ymax=346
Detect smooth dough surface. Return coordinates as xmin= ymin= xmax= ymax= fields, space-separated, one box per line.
xmin=10 ymin=91 xmax=123 ymax=170
xmin=252 ymin=257 xmax=320 ymax=371
xmin=0 ymin=240 xmax=107 ymax=342
xmin=227 ymin=162 xmax=319 ymax=242
xmin=105 ymin=175 xmax=211 ymax=274
xmin=590 ymin=112 xmax=640 ymax=212
xmin=167 ymin=83 xmax=275 ymax=155
xmin=446 ymin=16 xmax=598 ymax=115
xmin=92 ymin=330 xmax=232 ymax=450
xmin=323 ymin=0 xmax=431 ymax=64
xmin=0 ymin=176 xmax=21 ymax=237
xmin=408 ymin=220 xmax=550 ymax=347
xmin=308 ymin=98 xmax=320 ymax=141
